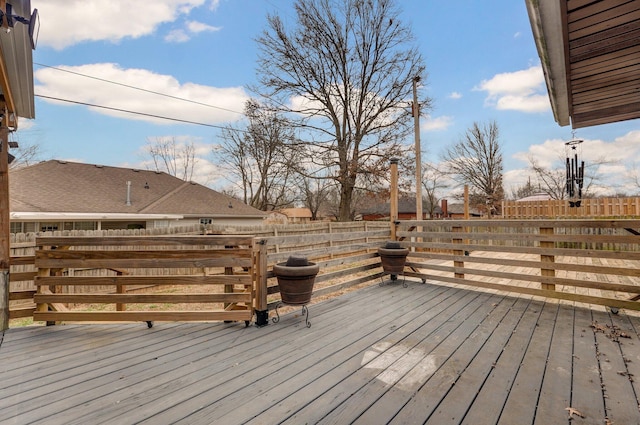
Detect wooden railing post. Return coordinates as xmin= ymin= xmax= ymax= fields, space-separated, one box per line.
xmin=390 ymin=157 xmax=399 ymax=241
xmin=540 ymin=226 xmax=555 ymax=290
xmin=115 ymin=270 xmax=125 ymax=312
xmin=253 ymin=238 xmax=269 ymax=327
xmin=0 ymin=124 xmax=9 ymax=330
xmin=453 ymin=226 xmax=464 ymax=279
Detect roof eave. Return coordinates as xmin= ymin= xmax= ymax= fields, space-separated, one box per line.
xmin=0 ymin=0 xmax=35 ymax=123
xmin=525 ymin=0 xmax=570 ymax=127
xmin=10 ymin=212 xmax=184 ymax=221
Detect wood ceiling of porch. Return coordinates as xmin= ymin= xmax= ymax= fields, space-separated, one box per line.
xmin=566 ymin=0 xmax=640 ymax=128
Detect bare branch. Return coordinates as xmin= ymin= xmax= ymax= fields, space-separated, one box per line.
xmin=255 ymin=0 xmax=430 ymax=220
xmin=442 ymin=121 xmax=504 ymax=216
xmin=143 ymin=137 xmax=198 ymax=181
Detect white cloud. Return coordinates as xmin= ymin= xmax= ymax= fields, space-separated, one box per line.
xmin=16 ymin=118 xmax=36 ymax=131
xmin=187 ymin=20 xmax=221 ymax=33
xmin=165 ymin=20 xmax=221 ymax=43
xmin=512 ymin=130 xmax=640 ymax=196
xmin=474 ymin=65 xmax=550 ymax=113
xmin=34 ymin=63 xmax=248 ymax=125
xmin=164 ymin=29 xmax=190 ymax=43
xmin=423 ymin=115 xmax=453 ymax=132
xmin=32 ymin=0 xmax=207 ymax=50
xmin=448 ymin=92 xmax=462 ymax=100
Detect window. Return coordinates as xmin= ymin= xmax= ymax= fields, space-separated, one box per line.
xmin=41 ymin=224 xmax=59 ymax=232
xmin=74 ymin=221 xmax=97 ymax=231
xmin=153 ymin=220 xmax=169 ymax=228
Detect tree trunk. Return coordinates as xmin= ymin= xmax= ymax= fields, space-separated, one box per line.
xmin=338 ymin=180 xmax=354 ymax=221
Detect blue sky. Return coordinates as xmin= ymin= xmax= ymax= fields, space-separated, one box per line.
xmin=17 ymin=0 xmax=640 ymax=196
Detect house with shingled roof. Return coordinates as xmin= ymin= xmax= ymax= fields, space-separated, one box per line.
xmin=9 ymin=160 xmax=266 ymax=233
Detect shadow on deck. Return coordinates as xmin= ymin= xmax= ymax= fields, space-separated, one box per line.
xmin=2 ymin=280 xmax=640 ymax=424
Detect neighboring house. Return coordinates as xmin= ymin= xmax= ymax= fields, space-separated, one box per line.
xmin=515 ymin=193 xmax=552 ymax=202
xmin=444 ymin=203 xmax=482 ymax=219
xmin=361 ymin=197 xmax=442 ymax=221
xmin=277 ymin=208 xmax=313 ymax=224
xmin=9 ymin=160 xmax=266 ymax=233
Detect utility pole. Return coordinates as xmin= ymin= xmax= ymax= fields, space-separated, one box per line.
xmin=412 ymin=76 xmax=422 ymax=221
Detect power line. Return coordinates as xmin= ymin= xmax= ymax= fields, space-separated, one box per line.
xmin=35 ymin=94 xmax=250 ymax=132
xmin=34 ymin=62 xmax=245 ymax=116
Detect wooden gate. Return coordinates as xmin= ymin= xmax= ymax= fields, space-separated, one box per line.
xmin=33 ymin=235 xmax=255 ymax=325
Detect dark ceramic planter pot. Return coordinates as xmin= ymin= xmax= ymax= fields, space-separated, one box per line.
xmin=378 ymin=241 xmax=409 ymax=275
xmin=273 ymin=256 xmax=319 ymax=305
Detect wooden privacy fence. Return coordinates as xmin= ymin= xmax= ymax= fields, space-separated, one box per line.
xmin=502 ymin=197 xmax=640 ymax=219
xmin=33 ymin=235 xmax=256 ymax=325
xmin=397 ymin=219 xmax=640 ymax=311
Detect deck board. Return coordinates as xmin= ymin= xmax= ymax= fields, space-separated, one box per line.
xmin=2 ymin=280 xmax=640 ymax=425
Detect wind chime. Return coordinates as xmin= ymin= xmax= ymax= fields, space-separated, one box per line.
xmin=565 ymin=134 xmax=584 ymax=207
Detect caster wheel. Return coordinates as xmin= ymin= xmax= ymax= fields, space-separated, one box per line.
xmin=146 ymin=321 xmax=153 ymax=328
xmin=245 ymin=321 xmax=250 ymax=327
xmin=610 ymin=307 xmax=619 ymax=315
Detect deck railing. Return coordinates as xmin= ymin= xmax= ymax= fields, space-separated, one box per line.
xmin=12 ymin=219 xmax=640 ymax=326
xmin=255 ymin=224 xmax=390 ymax=320
xmin=14 ymin=223 xmax=391 ymax=327
xmin=397 ymin=219 xmax=640 ymax=311
xmin=33 ymin=235 xmax=256 ymax=325
xmin=8 ymin=238 xmax=36 ymax=320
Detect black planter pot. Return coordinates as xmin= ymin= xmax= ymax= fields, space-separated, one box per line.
xmin=378 ymin=241 xmax=409 ymax=276
xmin=273 ymin=256 xmax=320 ymax=306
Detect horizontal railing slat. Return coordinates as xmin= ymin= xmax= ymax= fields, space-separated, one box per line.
xmin=406 ymin=241 xmax=640 ymax=260
xmin=407 ymin=251 xmax=640 ymax=277
xmin=9 ymin=307 xmax=36 ymax=320
xmin=35 ymin=257 xmax=252 ymax=269
xmin=9 ymin=271 xmax=37 ymax=282
xmin=32 ymin=310 xmax=253 ymax=322
xmin=9 ymin=290 xmax=37 ymax=301
xmin=35 ymin=235 xmax=255 ymax=247
xmin=35 ymin=275 xmax=251 ymax=286
xmin=34 ymin=293 xmax=251 ymax=304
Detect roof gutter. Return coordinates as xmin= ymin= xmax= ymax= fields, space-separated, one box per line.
xmin=10 ymin=212 xmax=184 ymax=221
xmin=525 ymin=0 xmax=570 ymax=127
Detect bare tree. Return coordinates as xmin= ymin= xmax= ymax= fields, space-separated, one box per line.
xmin=422 ymin=162 xmax=449 ymax=219
xmin=443 ymin=121 xmax=504 ymax=216
xmin=8 ymin=139 xmax=45 ymax=169
xmin=509 ymin=177 xmax=539 ymax=200
xmin=301 ymin=176 xmax=333 ymax=220
xmin=217 ymin=100 xmax=301 ymax=211
xmin=528 ymin=155 xmax=566 ymax=200
xmin=255 ymin=0 xmax=430 ymax=221
xmin=143 ymin=136 xmax=197 ymax=181
xmin=528 ymin=153 xmax=613 ymax=200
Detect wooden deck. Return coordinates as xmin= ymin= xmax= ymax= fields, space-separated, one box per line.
xmin=2 ymin=280 xmax=640 ymax=424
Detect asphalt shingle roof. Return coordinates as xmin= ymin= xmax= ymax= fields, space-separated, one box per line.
xmin=9 ymin=160 xmax=265 ymax=217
